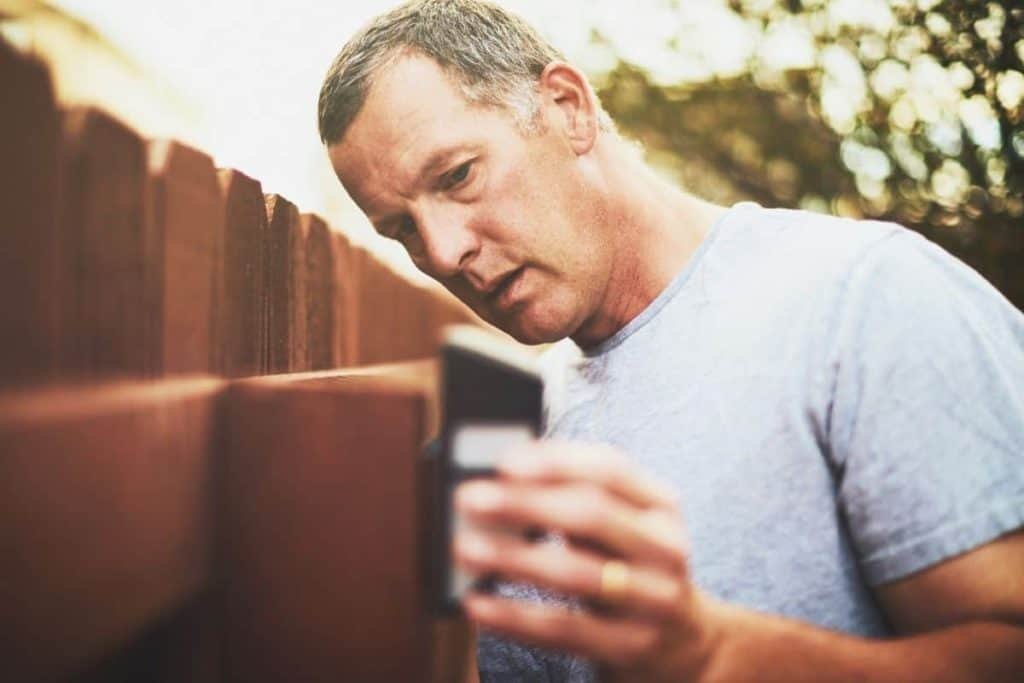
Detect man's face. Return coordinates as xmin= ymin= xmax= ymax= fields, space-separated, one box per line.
xmin=328 ymin=53 xmax=611 ymax=344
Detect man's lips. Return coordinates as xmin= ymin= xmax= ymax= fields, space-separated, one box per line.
xmin=484 ymin=267 xmax=523 ymax=301
xmin=483 ymin=266 xmax=524 ymax=305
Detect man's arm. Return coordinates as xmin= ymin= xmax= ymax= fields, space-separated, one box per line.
xmin=454 ymin=444 xmax=1024 ymax=682
xmin=701 ymin=530 xmax=1024 ymax=681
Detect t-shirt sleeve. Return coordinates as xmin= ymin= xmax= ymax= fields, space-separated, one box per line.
xmin=826 ymin=228 xmax=1024 ymax=586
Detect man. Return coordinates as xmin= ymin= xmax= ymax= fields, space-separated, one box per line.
xmin=317 ymin=1 xmax=1024 ymax=680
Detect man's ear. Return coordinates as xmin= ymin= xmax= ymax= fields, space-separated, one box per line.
xmin=538 ymin=61 xmax=599 ymax=156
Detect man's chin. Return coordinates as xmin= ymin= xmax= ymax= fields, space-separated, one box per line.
xmin=493 ymin=305 xmax=576 ymax=346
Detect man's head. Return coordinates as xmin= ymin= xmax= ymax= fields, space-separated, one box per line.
xmin=319 ymin=0 xmax=623 ymax=344
xmin=318 ymin=0 xmax=613 ymax=147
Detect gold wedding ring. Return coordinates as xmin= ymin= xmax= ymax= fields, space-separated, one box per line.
xmin=599 ymin=559 xmax=630 ymax=602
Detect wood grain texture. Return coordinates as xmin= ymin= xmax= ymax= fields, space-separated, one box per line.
xmin=398 ymin=281 xmax=433 ymax=361
xmin=0 ymin=378 xmax=222 ymax=681
xmin=146 ymin=140 xmax=222 ymax=375
xmin=221 ymin=372 xmax=431 ymax=682
xmin=356 ymin=250 xmax=400 ymax=366
xmin=0 ymin=43 xmax=60 ymax=386
xmin=301 ymin=214 xmax=335 ymax=371
xmin=355 ymin=253 xmax=469 ymax=365
xmin=218 ymin=169 xmax=267 ymax=378
xmin=75 ymin=590 xmax=221 ymax=683
xmin=350 ymin=246 xmax=375 ymax=365
xmin=331 ymin=231 xmax=361 ymax=367
xmin=57 ymin=107 xmax=150 ymax=378
xmin=264 ymin=195 xmax=307 ymax=373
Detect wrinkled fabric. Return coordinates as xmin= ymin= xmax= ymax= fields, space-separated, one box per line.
xmin=477 ymin=203 xmax=1024 ymax=682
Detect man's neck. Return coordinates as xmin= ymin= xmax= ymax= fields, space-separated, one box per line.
xmin=571 ymin=143 xmax=725 ymax=350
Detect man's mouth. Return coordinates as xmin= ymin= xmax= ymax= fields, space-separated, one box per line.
xmin=486 ymin=267 xmax=524 ymax=305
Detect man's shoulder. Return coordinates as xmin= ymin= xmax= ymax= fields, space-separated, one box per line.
xmin=706 ymin=203 xmax=909 ymax=307
xmin=726 ymin=203 xmax=905 ymax=267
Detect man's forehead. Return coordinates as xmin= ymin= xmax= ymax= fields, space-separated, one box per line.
xmin=330 ymin=53 xmax=511 ymax=209
xmin=357 ymin=53 xmax=467 ymax=134
xmin=334 ymin=55 xmax=470 ymax=161
xmin=330 ymin=118 xmax=475 ymax=204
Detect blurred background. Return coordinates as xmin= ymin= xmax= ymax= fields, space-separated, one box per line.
xmin=2 ymin=0 xmax=1021 ymax=308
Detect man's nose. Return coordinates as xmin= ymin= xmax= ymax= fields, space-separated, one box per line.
xmin=417 ymin=206 xmax=479 ymax=279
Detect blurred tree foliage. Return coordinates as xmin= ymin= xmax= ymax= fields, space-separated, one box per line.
xmin=592 ymin=0 xmax=1023 ymax=308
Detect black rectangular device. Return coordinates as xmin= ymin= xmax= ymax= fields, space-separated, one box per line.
xmin=429 ymin=325 xmax=543 ymax=615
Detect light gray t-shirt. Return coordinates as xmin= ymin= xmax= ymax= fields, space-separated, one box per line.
xmin=478 ymin=203 xmax=1024 ymax=683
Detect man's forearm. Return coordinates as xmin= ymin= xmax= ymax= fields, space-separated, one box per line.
xmin=701 ymin=600 xmax=1024 ymax=682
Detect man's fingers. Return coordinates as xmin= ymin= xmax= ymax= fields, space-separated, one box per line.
xmin=455 ymin=480 xmax=687 ymax=571
xmin=455 ymin=530 xmax=684 ymax=620
xmin=463 ymin=593 xmax=663 ymax=670
xmin=496 ymin=440 xmax=678 ymax=511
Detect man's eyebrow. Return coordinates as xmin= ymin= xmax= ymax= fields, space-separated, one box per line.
xmin=417 ymin=145 xmax=471 ymax=180
xmin=366 ymin=146 xmax=475 ymax=230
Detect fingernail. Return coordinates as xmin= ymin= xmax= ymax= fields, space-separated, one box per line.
xmin=455 ymin=532 xmax=494 ymax=562
xmin=499 ymin=455 xmax=544 ymax=477
xmin=457 ymin=481 xmax=503 ymax=511
xmin=464 ymin=594 xmax=497 ymax=620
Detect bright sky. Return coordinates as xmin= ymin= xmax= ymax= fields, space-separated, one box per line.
xmin=50 ymin=0 xmax=415 ymax=258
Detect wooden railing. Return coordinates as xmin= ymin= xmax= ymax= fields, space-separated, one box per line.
xmin=1 ymin=39 xmax=473 ymax=682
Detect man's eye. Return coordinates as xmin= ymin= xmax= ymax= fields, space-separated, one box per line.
xmin=396 ymin=216 xmax=416 ymax=238
xmin=443 ymin=161 xmax=472 ymax=189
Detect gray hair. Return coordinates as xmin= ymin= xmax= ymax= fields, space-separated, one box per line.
xmin=317 ymin=0 xmax=614 ymax=145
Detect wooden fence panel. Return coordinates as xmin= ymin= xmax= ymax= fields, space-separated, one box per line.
xmin=262 ymin=192 xmax=305 ymax=374
xmin=355 ymin=259 xmax=473 ymax=365
xmin=264 ymin=195 xmax=307 ymax=374
xmin=146 ymin=140 xmax=222 ymax=375
xmin=301 ymin=214 xmax=335 ymax=371
xmin=398 ymin=280 xmax=431 ymax=361
xmin=429 ymin=288 xmax=482 ymax=340
xmin=0 ymin=44 xmax=60 ymax=387
xmin=218 ymin=169 xmax=267 ymax=378
xmin=0 ymin=378 xmax=222 ymax=681
xmin=331 ymin=231 xmax=361 ymax=367
xmin=351 ymin=245 xmax=375 ymax=365
xmin=57 ymin=107 xmax=150 ymax=378
xmin=75 ymin=591 xmax=220 ymax=683
xmin=350 ymin=245 xmax=371 ymax=364
xmin=220 ymin=373 xmax=431 ymax=682
xmin=357 ymin=250 xmax=397 ymax=366
xmin=0 ymin=40 xmax=494 ymax=683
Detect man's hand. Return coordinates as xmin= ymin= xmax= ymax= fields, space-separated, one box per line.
xmin=453 ymin=440 xmax=1024 ymax=682
xmin=453 ymin=440 xmax=720 ymax=681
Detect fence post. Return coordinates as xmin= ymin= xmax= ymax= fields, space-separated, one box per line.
xmin=0 ymin=378 xmax=223 ymax=681
xmin=221 ymin=374 xmax=432 ymax=681
xmin=301 ymin=214 xmax=336 ymax=371
xmin=58 ymin=108 xmax=150 ymax=377
xmin=264 ymin=194 xmax=308 ymax=373
xmin=218 ymin=169 xmax=268 ymax=378
xmin=146 ymin=140 xmax=222 ymax=375
xmin=331 ymin=231 xmax=361 ymax=366
xmin=0 ymin=44 xmax=60 ymax=386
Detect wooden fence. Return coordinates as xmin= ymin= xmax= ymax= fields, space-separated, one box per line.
xmin=1 ymin=40 xmax=476 ymax=682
